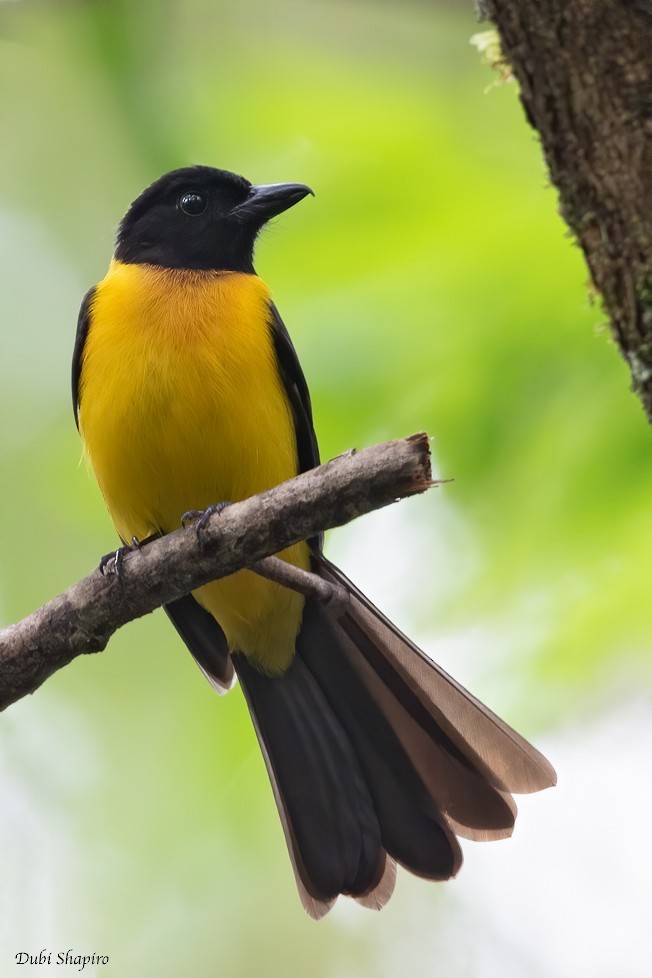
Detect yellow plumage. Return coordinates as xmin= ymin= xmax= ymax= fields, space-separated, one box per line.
xmin=78 ymin=259 xmax=308 ymax=673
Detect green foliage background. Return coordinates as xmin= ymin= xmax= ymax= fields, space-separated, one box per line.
xmin=0 ymin=2 xmax=649 ymax=976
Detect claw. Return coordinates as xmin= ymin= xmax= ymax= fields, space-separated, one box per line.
xmin=330 ymin=447 xmax=357 ymax=462
xmin=182 ymin=502 xmax=231 ymax=541
xmin=99 ymin=533 xmax=159 ymax=579
xmin=99 ymin=545 xmax=130 ymax=579
xmin=181 ymin=509 xmax=204 ymax=528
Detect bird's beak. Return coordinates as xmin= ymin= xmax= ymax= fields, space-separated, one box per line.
xmin=230 ymin=182 xmax=314 ymax=224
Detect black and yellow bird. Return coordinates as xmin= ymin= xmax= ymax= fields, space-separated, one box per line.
xmin=72 ymin=166 xmax=555 ymax=918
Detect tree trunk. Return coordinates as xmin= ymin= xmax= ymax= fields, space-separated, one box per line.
xmin=484 ymin=0 xmax=652 ymax=423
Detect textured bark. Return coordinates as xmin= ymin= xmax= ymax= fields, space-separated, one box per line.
xmin=0 ymin=434 xmax=436 ymax=711
xmin=484 ymin=0 xmax=652 ymax=422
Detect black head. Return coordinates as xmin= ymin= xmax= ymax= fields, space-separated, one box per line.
xmin=114 ymin=165 xmax=313 ymax=272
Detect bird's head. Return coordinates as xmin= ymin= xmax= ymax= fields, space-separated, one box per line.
xmin=115 ymin=165 xmax=313 ymax=272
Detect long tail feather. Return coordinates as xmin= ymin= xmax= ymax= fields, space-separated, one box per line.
xmin=227 ymin=557 xmax=555 ymax=918
xmin=315 ymin=554 xmax=557 ymax=795
xmin=233 ymin=651 xmax=388 ymax=917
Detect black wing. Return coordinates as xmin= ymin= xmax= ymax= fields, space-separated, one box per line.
xmin=164 ymin=596 xmax=235 ymax=693
xmin=269 ymin=303 xmax=320 ymax=475
xmin=72 ymin=286 xmax=96 ymax=429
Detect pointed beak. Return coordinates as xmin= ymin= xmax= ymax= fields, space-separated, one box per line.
xmin=229 ymin=182 xmax=314 ymax=224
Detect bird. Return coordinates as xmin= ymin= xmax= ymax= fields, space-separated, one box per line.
xmin=72 ymin=165 xmax=556 ymax=919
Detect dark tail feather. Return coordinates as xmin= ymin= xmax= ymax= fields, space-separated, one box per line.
xmin=298 ymin=601 xmax=465 ymax=878
xmin=233 ymin=652 xmax=391 ymax=919
xmin=315 ymin=555 xmax=557 ymax=797
xmin=232 ymin=557 xmax=556 ymax=918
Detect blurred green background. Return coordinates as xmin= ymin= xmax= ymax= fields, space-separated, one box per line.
xmin=0 ymin=1 xmax=650 ymax=976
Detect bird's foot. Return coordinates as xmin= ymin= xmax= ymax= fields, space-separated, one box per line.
xmin=181 ymin=502 xmax=232 ymax=542
xmin=99 ymin=534 xmax=158 ymax=579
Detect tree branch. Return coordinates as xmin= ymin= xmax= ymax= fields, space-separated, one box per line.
xmin=484 ymin=0 xmax=652 ymax=423
xmin=0 ymin=434 xmax=436 ymax=712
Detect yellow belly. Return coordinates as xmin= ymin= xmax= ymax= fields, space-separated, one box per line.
xmin=78 ymin=260 xmax=308 ymax=672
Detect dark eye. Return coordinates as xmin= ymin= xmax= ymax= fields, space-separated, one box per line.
xmin=179 ymin=191 xmax=208 ymax=216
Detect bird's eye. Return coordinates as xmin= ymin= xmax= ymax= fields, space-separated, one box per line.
xmin=179 ymin=192 xmax=208 ymax=216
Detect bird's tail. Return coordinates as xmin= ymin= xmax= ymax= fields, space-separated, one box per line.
xmin=233 ymin=554 xmax=556 ymax=919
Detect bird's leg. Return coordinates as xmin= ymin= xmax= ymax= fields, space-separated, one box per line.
xmin=181 ymin=501 xmax=232 ymax=541
xmin=99 ymin=533 xmax=159 ymax=579
xmin=251 ymin=556 xmax=349 ymax=618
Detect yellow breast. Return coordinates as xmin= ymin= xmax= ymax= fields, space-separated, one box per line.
xmin=78 ymin=260 xmax=308 ymax=672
